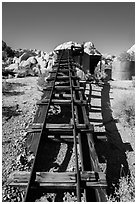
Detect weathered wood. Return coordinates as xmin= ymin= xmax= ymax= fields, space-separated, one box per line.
xmin=8 ymin=171 xmax=107 ymax=189
xmin=47 ymin=76 xmax=69 ymax=81
xmin=43 ymin=86 xmax=84 ymax=91
xmin=48 ymin=135 xmax=105 ymax=141
xmin=37 ymin=99 xmax=72 ymax=105
xmin=47 ymin=76 xmax=78 ymax=81
xmin=49 ymin=69 xmax=70 ymax=73
xmin=37 ymin=99 xmax=87 ymax=106
xmin=27 ymin=123 xmax=89 ymax=134
xmin=30 ymin=123 xmax=87 ymax=129
xmin=93 ymin=132 xmax=107 ymax=140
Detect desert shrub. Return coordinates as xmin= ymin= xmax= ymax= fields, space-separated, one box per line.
xmin=114 ymin=93 xmax=135 ymax=128
xmin=2 ymin=41 xmax=7 ymax=50
xmin=37 ymin=71 xmax=50 ymax=89
xmin=2 ymin=40 xmax=15 ymax=58
xmin=94 ymin=64 xmax=107 ymax=81
xmin=5 ymin=46 xmax=15 ymax=58
xmin=118 ymin=51 xmax=135 ymax=62
xmin=107 ymin=151 xmax=135 ymax=202
xmin=107 ymin=92 xmax=135 ymax=202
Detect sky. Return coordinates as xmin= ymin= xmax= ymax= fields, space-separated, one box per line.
xmin=2 ymin=2 xmax=135 ymax=56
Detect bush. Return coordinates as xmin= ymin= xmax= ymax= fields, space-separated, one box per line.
xmin=107 ymin=92 xmax=135 ymax=202
xmin=5 ymin=46 xmax=15 ymax=58
xmin=2 ymin=40 xmax=15 ymax=58
xmin=118 ymin=51 xmax=135 ymax=62
xmin=2 ymin=41 xmax=7 ymax=51
xmin=107 ymin=152 xmax=135 ymax=202
xmin=114 ymin=93 xmax=135 ymax=128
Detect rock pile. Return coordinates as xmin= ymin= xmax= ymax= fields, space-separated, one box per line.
xmin=54 ymin=41 xmax=101 ymax=56
xmin=84 ymin=41 xmax=101 ymax=55
xmin=54 ymin=41 xmax=81 ymax=50
xmin=2 ymin=40 xmax=103 ymax=79
xmin=2 ymin=42 xmax=57 ymax=79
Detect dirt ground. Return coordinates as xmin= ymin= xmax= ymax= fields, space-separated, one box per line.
xmin=87 ymin=80 xmax=135 ymax=196
xmin=2 ymin=77 xmax=135 ymax=201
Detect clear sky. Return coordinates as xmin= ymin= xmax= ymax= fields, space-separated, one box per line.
xmin=2 ymin=2 xmax=135 ymax=56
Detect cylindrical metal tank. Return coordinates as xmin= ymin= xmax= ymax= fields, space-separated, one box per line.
xmin=112 ymin=60 xmax=135 ymax=80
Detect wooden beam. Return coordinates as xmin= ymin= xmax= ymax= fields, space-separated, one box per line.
xmin=36 ymin=99 xmax=87 ymax=106
xmin=36 ymin=99 xmax=72 ymax=105
xmin=8 ymin=171 xmax=107 ymax=189
xmin=27 ymin=123 xmax=88 ymax=134
xmin=30 ymin=123 xmax=87 ymax=129
xmin=27 ymin=124 xmax=73 ymax=134
xmin=43 ymin=86 xmax=84 ymax=91
xmin=47 ymin=76 xmax=78 ymax=81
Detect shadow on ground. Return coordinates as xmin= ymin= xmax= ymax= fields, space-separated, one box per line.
xmin=2 ymin=81 xmax=26 ymax=96
xmin=2 ymin=105 xmax=21 ymax=120
xmin=88 ymin=82 xmax=133 ymax=197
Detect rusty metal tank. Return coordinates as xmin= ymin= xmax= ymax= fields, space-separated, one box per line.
xmin=112 ymin=59 xmax=135 ymax=80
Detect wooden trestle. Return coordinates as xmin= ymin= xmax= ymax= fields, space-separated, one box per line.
xmin=8 ymin=49 xmax=107 ymax=202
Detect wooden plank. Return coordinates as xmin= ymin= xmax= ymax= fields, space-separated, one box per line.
xmin=93 ymin=132 xmax=107 ymax=140
xmin=33 ymin=104 xmax=49 ymax=123
xmin=47 ymin=136 xmax=77 ymax=143
xmin=43 ymin=86 xmax=84 ymax=91
xmin=49 ymin=69 xmax=70 ymax=73
xmin=8 ymin=171 xmax=107 ymax=189
xmin=47 ymin=76 xmax=69 ymax=81
xmin=43 ymin=86 xmax=70 ymax=91
xmin=37 ymin=98 xmax=87 ymax=106
xmin=47 ymin=76 xmax=78 ymax=81
xmin=36 ymin=99 xmax=72 ymax=105
xmin=30 ymin=123 xmax=87 ymax=130
xmin=27 ymin=123 xmax=88 ymax=134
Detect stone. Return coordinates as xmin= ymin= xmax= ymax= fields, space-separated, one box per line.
xmin=5 ymin=63 xmax=19 ymax=71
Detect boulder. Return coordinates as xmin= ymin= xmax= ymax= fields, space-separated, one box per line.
xmin=43 ymin=53 xmax=49 ymax=61
xmin=36 ymin=57 xmax=47 ymax=69
xmin=5 ymin=63 xmax=19 ymax=72
xmin=54 ymin=41 xmax=81 ymax=50
xmin=46 ymin=59 xmax=54 ymax=71
xmin=13 ymin=56 xmax=20 ymax=64
xmin=32 ymin=66 xmax=41 ymax=76
xmin=127 ymin=44 xmax=135 ymax=54
xmin=19 ymin=52 xmax=33 ymax=62
xmin=19 ymin=60 xmax=31 ymax=68
xmin=76 ymin=67 xmax=86 ymax=80
xmin=27 ymin=56 xmax=37 ymax=64
xmin=84 ymin=41 xmax=101 ymax=55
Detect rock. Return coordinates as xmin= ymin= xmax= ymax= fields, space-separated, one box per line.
xmin=5 ymin=63 xmax=19 ymax=71
xmin=46 ymin=59 xmax=53 ymax=71
xmin=13 ymin=56 xmax=20 ymax=64
xmin=43 ymin=53 xmax=49 ymax=61
xmin=54 ymin=41 xmax=81 ymax=50
xmin=127 ymin=44 xmax=135 ymax=54
xmin=84 ymin=41 xmax=101 ymax=55
xmin=19 ymin=60 xmax=31 ymax=68
xmin=27 ymin=56 xmax=37 ymax=64
xmin=27 ymin=154 xmax=35 ymax=163
xmin=16 ymin=154 xmax=27 ymax=165
xmin=19 ymin=53 xmax=32 ymax=62
xmin=76 ymin=67 xmax=86 ymax=80
xmin=36 ymin=56 xmax=47 ymax=70
xmin=32 ymin=66 xmax=41 ymax=76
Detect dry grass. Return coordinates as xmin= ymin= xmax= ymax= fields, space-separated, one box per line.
xmin=108 ymin=92 xmax=135 ymax=202
xmin=113 ymin=93 xmax=135 ymax=128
